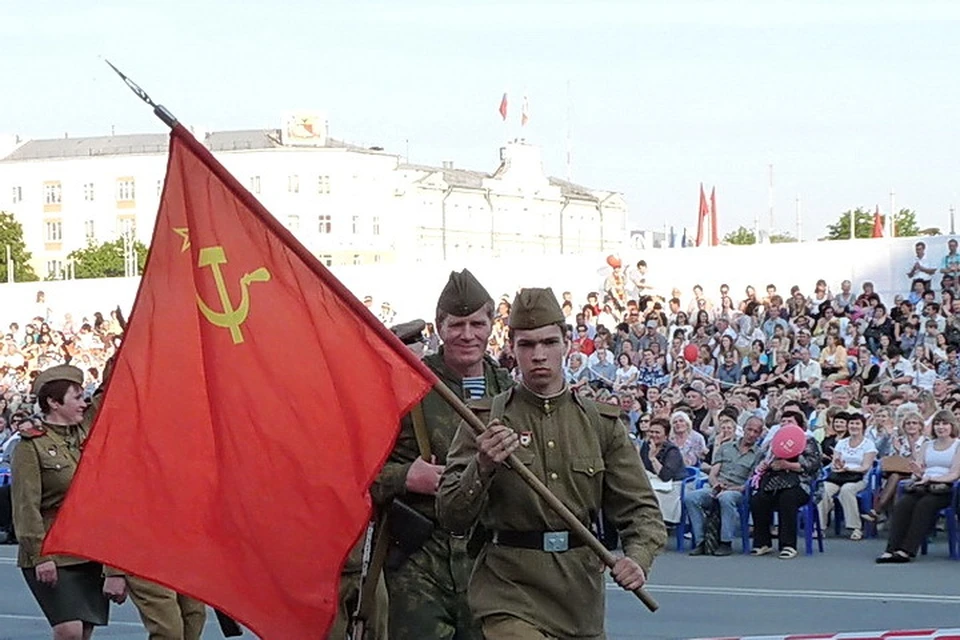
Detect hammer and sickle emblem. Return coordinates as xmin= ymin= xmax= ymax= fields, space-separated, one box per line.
xmin=195 ymin=246 xmax=271 ymax=344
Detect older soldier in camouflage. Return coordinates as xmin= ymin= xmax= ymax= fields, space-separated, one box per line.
xmin=372 ymin=269 xmax=512 ymax=640
xmin=438 ymin=288 xmax=666 ymax=640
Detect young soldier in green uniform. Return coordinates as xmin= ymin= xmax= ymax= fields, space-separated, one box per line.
xmin=438 ymin=288 xmax=666 ymax=639
xmin=372 ymin=269 xmax=513 ymax=640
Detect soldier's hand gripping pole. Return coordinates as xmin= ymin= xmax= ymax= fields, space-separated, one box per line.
xmin=430 ymin=382 xmax=659 ymax=613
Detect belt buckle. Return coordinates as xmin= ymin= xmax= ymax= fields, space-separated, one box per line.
xmin=542 ymin=531 xmax=569 ymax=552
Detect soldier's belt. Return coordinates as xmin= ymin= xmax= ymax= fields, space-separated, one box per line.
xmin=491 ymin=530 xmax=585 ymax=553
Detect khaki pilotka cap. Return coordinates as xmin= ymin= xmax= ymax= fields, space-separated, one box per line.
xmin=508 ymin=287 xmax=565 ymax=330
xmin=32 ymin=364 xmax=84 ymax=395
xmin=436 ymin=268 xmax=493 ymax=319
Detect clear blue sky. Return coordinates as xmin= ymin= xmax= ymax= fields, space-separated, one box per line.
xmin=3 ymin=0 xmax=959 ymax=238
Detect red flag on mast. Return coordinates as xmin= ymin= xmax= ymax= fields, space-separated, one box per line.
xmin=696 ymin=183 xmax=709 ymax=247
xmin=872 ymin=205 xmax=884 ymax=238
xmin=499 ymin=93 xmax=508 ymax=121
xmin=709 ymin=186 xmax=719 ymax=247
xmin=42 ymin=125 xmax=435 ymax=639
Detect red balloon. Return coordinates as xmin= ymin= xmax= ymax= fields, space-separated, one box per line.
xmin=683 ymin=344 xmax=699 ymax=363
xmin=606 ymin=254 xmax=622 ymax=268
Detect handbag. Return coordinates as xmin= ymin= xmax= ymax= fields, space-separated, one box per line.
xmin=826 ymin=470 xmax=864 ymax=486
xmin=759 ymin=469 xmax=801 ymax=493
xmin=880 ymin=457 xmax=914 ymax=475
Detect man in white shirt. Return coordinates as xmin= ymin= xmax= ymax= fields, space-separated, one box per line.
xmin=791 ymin=347 xmax=823 ymax=389
xmin=907 ymin=241 xmax=937 ymax=288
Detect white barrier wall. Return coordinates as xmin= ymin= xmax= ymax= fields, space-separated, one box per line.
xmin=0 ymin=235 xmax=951 ymax=329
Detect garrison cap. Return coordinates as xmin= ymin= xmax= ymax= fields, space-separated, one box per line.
xmin=436 ymin=269 xmax=493 ymax=319
xmin=32 ymin=364 xmax=84 ymax=395
xmin=390 ymin=319 xmax=426 ymax=345
xmin=508 ymin=287 xmax=564 ymax=330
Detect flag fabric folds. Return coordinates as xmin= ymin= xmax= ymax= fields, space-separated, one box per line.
xmin=709 ymin=187 xmax=719 ymax=247
xmin=43 ymin=125 xmax=435 ymax=639
xmin=696 ymin=183 xmax=709 ymax=247
xmin=499 ymin=93 xmax=508 ymax=121
xmin=872 ymin=205 xmax=884 ymax=238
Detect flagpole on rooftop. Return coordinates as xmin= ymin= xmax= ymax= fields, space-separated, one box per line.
xmin=104 ymin=60 xmax=178 ymax=129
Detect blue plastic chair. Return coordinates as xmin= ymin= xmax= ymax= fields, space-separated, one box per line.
xmin=830 ymin=462 xmax=880 ymax=538
xmin=675 ymin=466 xmax=703 ymax=550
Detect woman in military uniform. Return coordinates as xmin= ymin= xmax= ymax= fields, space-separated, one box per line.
xmin=11 ymin=365 xmax=126 ymax=640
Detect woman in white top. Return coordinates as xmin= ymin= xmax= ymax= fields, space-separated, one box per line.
xmin=613 ymin=353 xmax=639 ymax=391
xmin=818 ymin=412 xmax=877 ymax=540
xmin=870 ymin=410 xmax=928 ymax=518
xmin=669 ymin=411 xmax=708 ymax=468
xmin=877 ymin=409 xmax=960 ymax=563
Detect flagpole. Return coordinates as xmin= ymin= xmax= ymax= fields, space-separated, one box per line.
xmin=104 ymin=61 xmax=658 ymax=614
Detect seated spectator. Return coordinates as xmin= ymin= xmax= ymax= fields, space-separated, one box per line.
xmin=574 ymin=324 xmax=596 ymax=355
xmin=669 ymin=410 xmax=708 ymax=467
xmin=686 ymin=416 xmax=764 ymax=556
xmin=817 ymin=412 xmax=877 ymax=540
xmin=613 ymin=353 xmax=639 ymax=391
xmin=716 ymin=350 xmax=742 ymax=387
xmin=741 ymin=352 xmax=769 ymax=388
xmin=705 ymin=408 xmax=739 ymax=466
xmin=881 ymin=345 xmax=915 ymax=385
xmin=639 ymin=417 xmax=687 ymax=524
xmin=564 ymin=352 xmax=590 ymax=390
xmin=691 ymin=345 xmax=716 ymax=380
xmin=819 ymin=334 xmax=849 ymax=383
xmin=792 ymin=347 xmax=823 ymax=388
xmin=589 ymin=347 xmax=617 ymax=389
xmin=819 ymin=410 xmax=849 ymax=464
xmin=876 ymin=409 xmax=960 ymax=563
xmin=750 ymin=409 xmax=822 ymax=559
xmin=869 ymin=410 xmax=928 ymax=520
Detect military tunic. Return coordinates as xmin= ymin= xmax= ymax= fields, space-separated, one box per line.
xmin=437 ymin=385 xmax=666 ymax=639
xmin=371 ymin=348 xmax=513 ymax=640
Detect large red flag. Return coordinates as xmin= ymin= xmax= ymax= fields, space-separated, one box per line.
xmin=43 ymin=125 xmax=435 ymax=639
xmin=872 ymin=205 xmax=884 ymax=238
xmin=695 ymin=183 xmax=709 ymax=247
xmin=709 ymin=186 xmax=719 ymax=247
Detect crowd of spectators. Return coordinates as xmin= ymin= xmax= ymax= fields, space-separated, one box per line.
xmin=484 ymin=244 xmax=960 ymax=562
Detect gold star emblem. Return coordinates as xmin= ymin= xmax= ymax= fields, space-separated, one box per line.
xmin=173 ymin=227 xmax=190 ymax=253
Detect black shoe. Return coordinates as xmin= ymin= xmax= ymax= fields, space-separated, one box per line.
xmin=713 ymin=542 xmax=733 ymax=557
xmin=688 ymin=543 xmax=707 ymax=556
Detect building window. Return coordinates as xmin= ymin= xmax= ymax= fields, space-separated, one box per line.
xmin=353 ymin=254 xmax=361 ymax=265
xmin=117 ymin=179 xmax=136 ymax=201
xmin=44 ymin=220 xmax=63 ymax=242
xmin=287 ymin=215 xmax=300 ymax=231
xmin=84 ymin=220 xmax=95 ymax=239
xmin=372 ymin=216 xmax=381 ymax=236
xmin=44 ymin=183 xmax=62 ymax=205
xmin=318 ymin=175 xmax=330 ymax=194
xmin=250 ymin=176 xmax=261 ymax=194
xmin=318 ymin=214 xmax=332 ymax=234
xmin=118 ymin=217 xmax=136 ymax=236
xmin=288 ymin=175 xmax=299 ymax=193
xmin=46 ymin=260 xmax=63 ymax=280
xmin=320 ymin=254 xmax=333 ymax=266
xmin=12 ymin=186 xmax=22 ymax=203
xmin=83 ymin=183 xmax=95 ymax=201
xmin=352 ymin=215 xmax=359 ymax=234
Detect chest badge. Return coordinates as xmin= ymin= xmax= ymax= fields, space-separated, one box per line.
xmin=519 ymin=432 xmax=532 ymax=447
xmin=48 ymin=448 xmax=57 ymax=457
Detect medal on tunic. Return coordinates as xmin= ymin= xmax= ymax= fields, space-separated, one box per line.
xmin=48 ymin=448 xmax=57 ymax=457
xmin=519 ymin=432 xmax=532 ymax=447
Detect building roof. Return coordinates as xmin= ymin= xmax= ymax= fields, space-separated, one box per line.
xmin=547 ymin=177 xmax=598 ymax=201
xmin=1 ymin=129 xmax=376 ymax=162
xmin=0 ymin=133 xmax=170 ymax=162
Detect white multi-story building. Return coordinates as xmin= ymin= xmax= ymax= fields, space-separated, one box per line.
xmin=0 ymin=117 xmax=628 ymax=279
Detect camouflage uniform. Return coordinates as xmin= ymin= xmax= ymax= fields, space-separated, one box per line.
xmin=372 ymin=350 xmax=512 ymax=640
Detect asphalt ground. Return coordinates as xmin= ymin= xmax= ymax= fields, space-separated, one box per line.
xmin=2 ymin=533 xmax=958 ymax=639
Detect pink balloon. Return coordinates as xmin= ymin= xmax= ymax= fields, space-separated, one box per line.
xmin=771 ymin=425 xmax=807 ymax=459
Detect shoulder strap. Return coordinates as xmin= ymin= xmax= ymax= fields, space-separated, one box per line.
xmin=579 ymin=396 xmax=614 ymax=451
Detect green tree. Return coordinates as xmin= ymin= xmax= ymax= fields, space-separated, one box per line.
xmin=0 ymin=211 xmax=39 ymax=282
xmin=723 ymin=226 xmax=756 ymax=245
xmin=67 ymin=238 xmax=148 ymax=279
xmin=825 ymin=208 xmax=921 ymax=240
xmin=770 ymin=233 xmax=796 ymax=244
